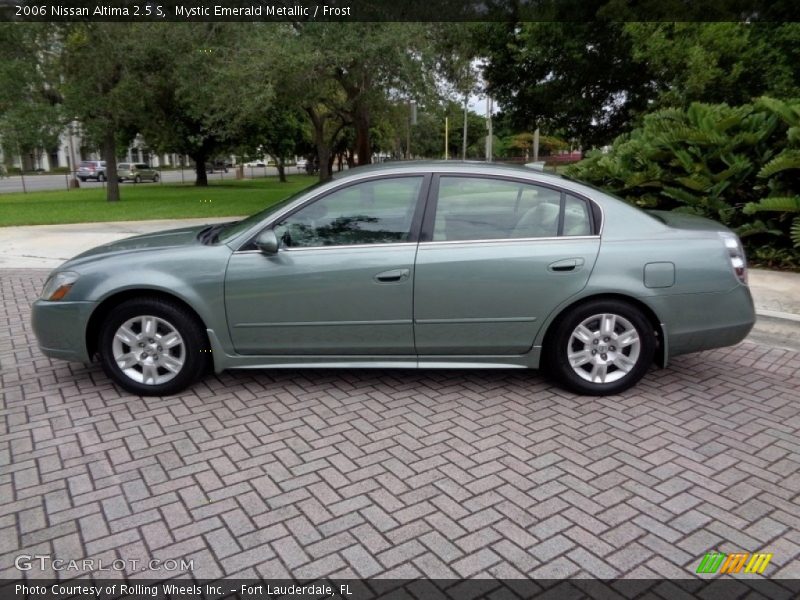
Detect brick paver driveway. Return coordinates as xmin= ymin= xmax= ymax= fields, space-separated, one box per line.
xmin=2 ymin=269 xmax=800 ymax=580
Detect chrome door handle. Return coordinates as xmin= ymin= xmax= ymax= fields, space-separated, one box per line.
xmin=375 ymin=268 xmax=410 ymax=283
xmin=548 ymin=258 xmax=583 ymax=272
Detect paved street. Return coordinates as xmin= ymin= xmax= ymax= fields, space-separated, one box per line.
xmin=0 ymin=166 xmax=297 ymax=194
xmin=2 ymin=269 xmax=800 ymax=580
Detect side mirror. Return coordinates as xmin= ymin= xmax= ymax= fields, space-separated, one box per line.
xmin=254 ymin=229 xmax=279 ymax=255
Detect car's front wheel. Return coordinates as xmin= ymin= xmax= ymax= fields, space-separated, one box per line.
xmin=134 ymin=175 xmax=141 ymax=183
xmin=546 ymin=299 xmax=656 ymax=395
xmin=153 ymin=173 xmax=160 ymax=182
xmin=97 ymin=173 xmax=105 ymax=182
xmin=98 ymin=297 xmax=209 ymax=396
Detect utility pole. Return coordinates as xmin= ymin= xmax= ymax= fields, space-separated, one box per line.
xmin=444 ymin=117 xmax=448 ymax=160
xmin=462 ymin=94 xmax=468 ymax=160
xmin=485 ymin=97 xmax=493 ymax=162
xmin=405 ymin=110 xmax=410 ymax=160
xmin=67 ymin=121 xmax=79 ymax=188
xmin=17 ymin=142 xmax=27 ymax=194
xmin=406 ymin=100 xmax=416 ymax=160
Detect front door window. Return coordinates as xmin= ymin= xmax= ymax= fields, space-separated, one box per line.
xmin=274 ymin=176 xmax=423 ymax=247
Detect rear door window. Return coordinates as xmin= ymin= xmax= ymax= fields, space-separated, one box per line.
xmin=563 ymin=194 xmax=592 ymax=236
xmin=432 ymin=176 xmax=561 ymax=241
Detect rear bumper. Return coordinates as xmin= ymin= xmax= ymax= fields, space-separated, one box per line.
xmin=650 ymin=285 xmax=755 ymax=358
xmin=31 ymin=300 xmax=96 ymax=363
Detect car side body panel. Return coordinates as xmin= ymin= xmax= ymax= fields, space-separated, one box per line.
xmin=414 ymin=237 xmax=600 ymax=354
xmin=30 ymin=162 xmax=756 ymax=384
xmin=224 ymin=244 xmax=418 ymax=355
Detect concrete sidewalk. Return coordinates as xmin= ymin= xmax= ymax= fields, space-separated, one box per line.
xmin=1 ymin=218 xmax=798 ymax=350
xmin=0 ymin=217 xmax=242 ymax=269
xmin=746 ymin=269 xmax=800 ymax=351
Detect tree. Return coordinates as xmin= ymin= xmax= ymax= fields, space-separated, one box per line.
xmin=61 ymin=23 xmax=148 ymax=201
xmin=135 ymin=24 xmax=268 ymax=187
xmin=505 ymin=132 xmax=568 ymax=158
xmin=0 ymin=24 xmax=64 ymax=174
xmin=625 ymin=23 xmax=800 ymax=108
xmin=482 ymin=20 xmax=655 ymax=148
xmin=260 ymin=23 xmax=436 ymax=180
xmin=481 ymin=17 xmax=800 ymax=149
xmin=237 ymin=107 xmax=306 ymax=182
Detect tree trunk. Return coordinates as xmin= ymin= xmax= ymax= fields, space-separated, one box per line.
xmin=277 ymin=158 xmax=286 ymax=183
xmin=317 ymin=145 xmax=332 ymax=182
xmin=102 ymin=128 xmax=120 ymax=202
xmin=192 ymin=153 xmax=208 ymax=186
xmin=307 ymin=107 xmax=332 ymax=182
xmin=354 ymin=101 xmax=371 ymax=166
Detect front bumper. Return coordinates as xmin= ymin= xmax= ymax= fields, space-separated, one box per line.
xmin=31 ymin=299 xmax=96 ymax=363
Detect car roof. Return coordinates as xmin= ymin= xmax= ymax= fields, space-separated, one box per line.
xmin=332 ymin=160 xmax=566 ymax=181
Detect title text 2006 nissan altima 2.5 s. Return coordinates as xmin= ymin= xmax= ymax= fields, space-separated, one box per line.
xmin=32 ymin=162 xmax=755 ymax=397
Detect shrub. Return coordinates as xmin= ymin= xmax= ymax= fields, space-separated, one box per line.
xmin=567 ymin=97 xmax=800 ymax=266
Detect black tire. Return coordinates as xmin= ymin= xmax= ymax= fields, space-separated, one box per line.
xmin=78 ymin=177 xmax=86 ymax=182
xmin=134 ymin=175 xmax=141 ymax=184
xmin=98 ymin=173 xmax=105 ymax=182
xmin=153 ymin=173 xmax=160 ymax=182
xmin=545 ymin=299 xmax=656 ymax=396
xmin=98 ymin=297 xmax=209 ymax=396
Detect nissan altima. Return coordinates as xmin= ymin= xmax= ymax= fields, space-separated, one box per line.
xmin=31 ymin=162 xmax=755 ymax=396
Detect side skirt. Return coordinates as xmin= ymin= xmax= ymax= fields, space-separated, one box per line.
xmin=207 ymin=329 xmax=539 ymax=373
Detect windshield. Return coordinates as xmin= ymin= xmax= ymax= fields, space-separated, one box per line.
xmin=216 ymin=181 xmax=324 ymax=243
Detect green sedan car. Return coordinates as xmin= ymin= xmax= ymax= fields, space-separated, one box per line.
xmin=31 ymin=162 xmax=755 ymax=397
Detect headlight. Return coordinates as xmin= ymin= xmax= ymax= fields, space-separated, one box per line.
xmin=40 ymin=271 xmax=80 ymax=301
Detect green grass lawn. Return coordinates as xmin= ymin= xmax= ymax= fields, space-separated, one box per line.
xmin=0 ymin=176 xmax=317 ymax=227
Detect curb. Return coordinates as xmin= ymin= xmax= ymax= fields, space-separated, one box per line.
xmin=749 ymin=310 xmax=800 ymax=352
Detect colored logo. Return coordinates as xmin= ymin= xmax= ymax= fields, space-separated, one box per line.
xmin=696 ymin=551 xmax=772 ymax=575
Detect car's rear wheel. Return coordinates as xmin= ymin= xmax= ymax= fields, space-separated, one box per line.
xmin=98 ymin=297 xmax=209 ymax=396
xmin=546 ymin=299 xmax=656 ymax=395
xmin=153 ymin=173 xmax=160 ymax=182
xmin=98 ymin=173 xmax=105 ymax=182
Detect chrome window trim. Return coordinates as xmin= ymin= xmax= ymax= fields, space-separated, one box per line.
xmin=234 ymin=236 xmax=601 ymax=254
xmin=228 ymin=167 xmax=606 ymax=250
xmin=417 ymin=235 xmax=601 ymax=247
xmin=234 ymin=242 xmax=418 ymax=254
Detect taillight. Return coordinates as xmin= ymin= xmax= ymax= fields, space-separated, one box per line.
xmin=719 ymin=232 xmax=747 ymax=285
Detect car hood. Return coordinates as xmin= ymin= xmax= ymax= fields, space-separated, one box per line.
xmin=63 ymin=225 xmax=209 ymax=267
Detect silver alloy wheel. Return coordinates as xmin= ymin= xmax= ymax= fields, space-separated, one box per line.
xmin=111 ymin=315 xmax=185 ymax=385
xmin=567 ymin=313 xmax=641 ymax=384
